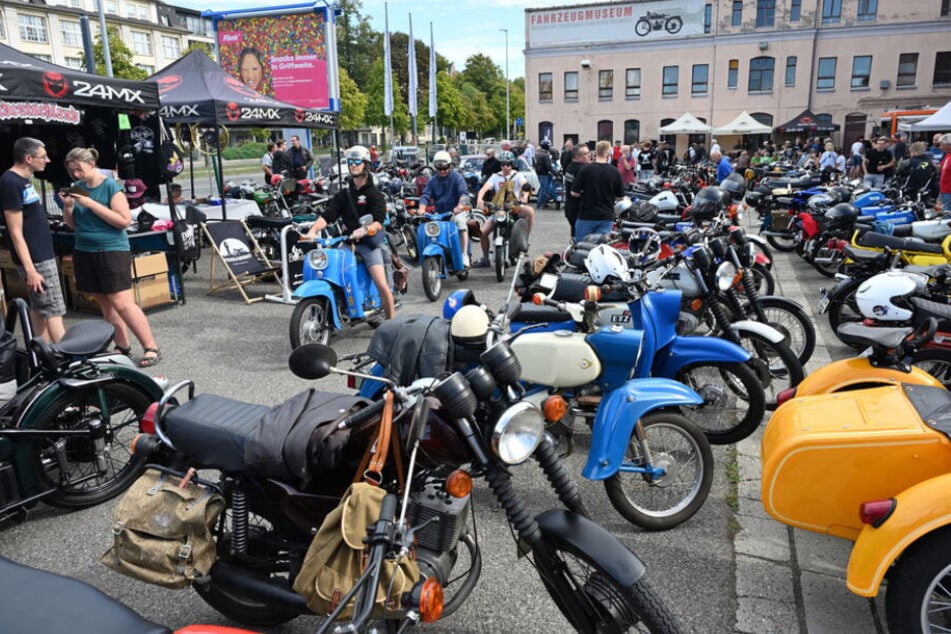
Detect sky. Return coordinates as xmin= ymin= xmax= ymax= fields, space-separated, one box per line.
xmin=168 ymin=0 xmax=610 ymax=79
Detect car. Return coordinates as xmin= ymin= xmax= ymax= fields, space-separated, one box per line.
xmin=459 ymin=154 xmax=486 ymax=174
xmin=387 ymin=145 xmax=420 ymax=164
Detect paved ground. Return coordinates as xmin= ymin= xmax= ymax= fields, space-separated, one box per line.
xmin=0 ymin=203 xmax=890 ymax=633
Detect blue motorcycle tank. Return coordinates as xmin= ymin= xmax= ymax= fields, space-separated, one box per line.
xmin=585 ymin=325 xmax=644 ymax=392
xmin=852 ymin=191 xmax=888 ymax=209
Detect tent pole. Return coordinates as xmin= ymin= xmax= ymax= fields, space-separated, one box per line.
xmin=216 ymin=141 xmax=227 ymax=221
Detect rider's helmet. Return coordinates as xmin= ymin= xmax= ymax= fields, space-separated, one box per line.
xmin=691 ymin=186 xmax=726 ymax=221
xmin=824 ymin=202 xmax=859 ymax=231
xmin=585 ymin=244 xmax=632 ymax=284
xmin=498 ymin=151 xmax=516 ymax=166
xmin=855 ymin=270 xmax=928 ymax=322
xmin=719 ymin=172 xmax=747 ymax=203
xmin=540 ymin=140 xmax=551 ymax=150
xmin=345 ymin=145 xmax=372 ymax=164
xmin=614 ymin=196 xmax=633 ymax=216
xmin=433 ymin=151 xmax=453 ymax=171
xmin=450 ymin=304 xmax=490 ymax=347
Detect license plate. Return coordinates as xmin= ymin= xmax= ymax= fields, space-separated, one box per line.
xmin=817 ymin=290 xmax=830 ymax=313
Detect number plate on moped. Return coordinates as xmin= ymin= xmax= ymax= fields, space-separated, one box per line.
xmin=817 ymin=289 xmax=830 ymax=313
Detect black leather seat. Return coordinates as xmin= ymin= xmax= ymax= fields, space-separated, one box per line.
xmin=655 ymin=213 xmax=683 ymax=224
xmin=164 ymin=394 xmax=269 ymax=473
xmin=844 ymin=245 xmax=888 ymax=264
xmin=245 ymin=214 xmax=292 ymax=229
xmin=50 ymin=320 xmax=115 ymax=357
xmin=856 ymin=231 xmax=944 ymax=254
xmin=835 ymin=322 xmax=911 ymax=350
xmin=509 ymin=303 xmax=573 ymax=324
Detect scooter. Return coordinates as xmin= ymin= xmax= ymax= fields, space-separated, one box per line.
xmin=289 ymin=214 xmax=403 ymax=349
xmin=414 ymin=208 xmax=483 ymax=302
xmin=761 ymin=319 xmax=951 ymax=634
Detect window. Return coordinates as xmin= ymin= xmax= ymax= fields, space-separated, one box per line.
xmin=31 ymin=54 xmax=51 ymax=62
xmin=756 ymin=0 xmax=776 ymax=27
xmin=692 ymin=64 xmax=709 ymax=95
xmin=785 ymin=56 xmax=797 ymax=86
xmin=564 ymin=71 xmax=578 ymax=102
xmin=944 ymin=0 xmax=951 ymax=17
xmin=161 ymin=15 xmax=170 ymax=27
xmin=67 ymin=0 xmax=82 ymax=7
xmin=897 ymin=53 xmax=918 ymax=87
xmin=597 ymin=120 xmax=613 ymax=143
xmin=662 ymin=66 xmax=678 ymax=96
xmin=748 ymin=57 xmax=774 ymax=92
xmin=817 ymin=57 xmax=837 ymax=90
xmin=728 ymin=59 xmax=738 ymax=89
xmin=61 ymin=21 xmax=82 ymax=47
xmin=130 ymin=31 xmax=151 ymax=56
xmin=790 ymin=0 xmax=801 ymax=21
xmin=184 ymin=15 xmax=211 ymax=36
xmin=135 ymin=63 xmax=154 ymax=75
xmin=161 ymin=36 xmax=180 ymax=59
xmin=18 ymin=15 xmax=47 ymax=43
xmin=624 ymin=119 xmax=640 ymax=144
xmin=64 ymin=56 xmax=84 ymax=69
xmin=934 ymin=52 xmax=951 ymax=86
xmin=857 ymin=0 xmax=877 ymax=21
xmin=599 ymin=69 xmax=613 ymax=100
xmin=538 ymin=73 xmax=552 ymax=101
xmin=731 ymin=1 xmax=742 ymax=26
xmin=625 ymin=68 xmax=641 ymax=99
xmin=851 ymin=55 xmax=872 ymax=89
xmin=138 ymin=5 xmax=148 ymax=20
xmin=704 ymin=4 xmax=712 ymax=33
xmin=0 ymin=16 xmax=6 ymax=39
xmin=126 ymin=4 xmax=137 ymax=18
xmin=822 ymin=0 xmax=842 ymax=24
xmin=104 ymin=0 xmax=116 ymax=14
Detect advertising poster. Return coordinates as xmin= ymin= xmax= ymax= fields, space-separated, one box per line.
xmin=527 ymin=0 xmax=705 ymax=46
xmin=216 ymin=11 xmax=329 ymax=110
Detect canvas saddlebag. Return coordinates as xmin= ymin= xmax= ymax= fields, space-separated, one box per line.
xmin=100 ymin=469 xmax=224 ymax=589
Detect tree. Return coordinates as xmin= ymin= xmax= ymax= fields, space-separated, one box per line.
xmin=82 ymin=26 xmax=147 ymax=80
xmin=363 ymin=58 xmax=409 ymax=138
xmin=433 ymin=71 xmax=467 ymax=131
xmin=461 ymin=53 xmax=504 ymax=97
xmin=338 ymin=66 xmax=368 ymax=131
xmin=183 ymin=41 xmax=213 ymax=59
xmin=336 ymin=0 xmax=381 ymax=88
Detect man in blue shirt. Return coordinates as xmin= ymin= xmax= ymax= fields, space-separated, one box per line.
xmin=712 ymin=150 xmax=733 ymax=182
xmin=418 ymin=150 xmax=474 ymax=267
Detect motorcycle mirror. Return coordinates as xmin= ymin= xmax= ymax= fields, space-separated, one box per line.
xmin=289 ymin=344 xmax=338 ymax=380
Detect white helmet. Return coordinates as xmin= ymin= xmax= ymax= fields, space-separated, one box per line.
xmin=614 ymin=196 xmax=633 ymax=216
xmin=450 ymin=304 xmax=490 ymax=347
xmin=855 ymin=271 xmax=928 ymax=322
xmin=584 ymin=244 xmax=631 ymax=284
xmin=433 ymin=150 xmax=453 ymax=168
xmin=345 ymin=145 xmax=371 ymax=163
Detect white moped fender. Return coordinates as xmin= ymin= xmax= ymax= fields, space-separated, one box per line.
xmin=728 ymin=320 xmax=785 ymax=345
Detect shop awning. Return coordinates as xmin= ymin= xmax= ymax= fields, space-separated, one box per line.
xmin=775 ymin=109 xmax=840 ymax=134
xmin=658 ymin=113 xmax=711 ymax=135
xmin=712 ymin=111 xmax=773 ymax=135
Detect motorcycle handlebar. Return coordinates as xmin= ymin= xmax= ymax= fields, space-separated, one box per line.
xmin=337 ymin=398 xmax=388 ymax=430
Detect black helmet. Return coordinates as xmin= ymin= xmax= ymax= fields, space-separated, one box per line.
xmin=540 ymin=139 xmax=551 ymax=149
xmin=719 ymin=172 xmax=747 ymax=202
xmin=829 ymin=186 xmax=852 ymax=204
xmin=807 ymin=193 xmax=834 ymax=212
xmin=824 ymin=203 xmax=858 ymax=230
xmin=754 ymin=184 xmax=772 ymax=197
xmin=691 ymin=186 xmax=726 ymax=221
xmin=744 ymin=190 xmax=764 ymax=208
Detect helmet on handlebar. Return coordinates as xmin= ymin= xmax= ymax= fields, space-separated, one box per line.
xmin=691 ymin=186 xmax=726 ymax=221
xmin=450 ymin=304 xmax=490 ymax=347
xmin=442 ymin=289 xmax=478 ymax=320
xmin=345 ymin=145 xmax=372 ymax=164
xmin=614 ymin=196 xmax=633 ymax=216
xmin=585 ymin=244 xmax=632 ymax=284
xmin=824 ymin=202 xmax=859 ymax=231
xmin=855 ymin=270 xmax=928 ymax=322
xmin=719 ymin=172 xmax=747 ymax=203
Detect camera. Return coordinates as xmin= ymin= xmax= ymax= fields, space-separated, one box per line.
xmin=580 ymin=59 xmax=591 ymax=68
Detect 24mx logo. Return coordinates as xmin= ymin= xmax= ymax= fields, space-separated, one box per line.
xmin=299 ymin=111 xmax=338 ymax=126
xmin=72 ymin=80 xmax=145 ymax=105
xmin=160 ymin=104 xmax=199 ymax=118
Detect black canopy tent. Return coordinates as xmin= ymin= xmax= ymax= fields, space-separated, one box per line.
xmin=775 ymin=109 xmax=842 ymax=135
xmin=148 ymin=51 xmax=338 ymax=218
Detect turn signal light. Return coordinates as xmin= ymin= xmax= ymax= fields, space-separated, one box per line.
xmin=140 ymin=402 xmax=159 ymax=434
xmin=690 ymin=298 xmax=704 ymax=312
xmin=418 ymin=577 xmax=444 ymax=622
xmin=532 ymin=293 xmax=545 ymax=305
xmin=776 ymin=387 xmax=797 ymax=407
xmin=584 ymin=285 xmax=601 ymax=302
xmin=543 ymin=395 xmax=568 ymax=422
xmin=130 ymin=433 xmax=145 ymax=455
xmin=859 ymin=499 xmax=897 ymax=527
xmin=445 ymin=470 xmax=472 ymax=498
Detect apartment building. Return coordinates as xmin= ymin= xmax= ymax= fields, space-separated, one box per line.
xmin=525 ymin=0 xmax=951 ymax=150
xmin=0 ymin=0 xmax=214 ymax=75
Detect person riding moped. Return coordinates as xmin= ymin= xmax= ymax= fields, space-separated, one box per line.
xmin=303 ymin=145 xmax=395 ymax=319
xmin=415 ymin=150 xmax=476 ymax=267
xmin=474 ymin=150 xmax=534 ymax=267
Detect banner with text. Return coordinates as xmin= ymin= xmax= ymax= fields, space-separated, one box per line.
xmin=527 ymin=0 xmax=705 ymax=46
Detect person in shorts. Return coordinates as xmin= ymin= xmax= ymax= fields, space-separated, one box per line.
xmin=0 ymin=137 xmax=66 ymax=342
xmin=62 ymin=147 xmax=161 ymax=367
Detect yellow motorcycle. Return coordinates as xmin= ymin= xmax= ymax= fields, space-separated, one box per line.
xmin=845 ymin=230 xmax=951 ymax=268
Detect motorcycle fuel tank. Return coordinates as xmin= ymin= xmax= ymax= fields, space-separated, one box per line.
xmin=511 ymin=331 xmax=602 ymax=388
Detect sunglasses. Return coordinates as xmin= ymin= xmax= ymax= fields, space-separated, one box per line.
xmin=434 ymin=162 xmax=451 ymax=171
xmin=500 ymin=162 xmax=513 ymax=167
xmin=346 ymin=158 xmax=364 ymax=166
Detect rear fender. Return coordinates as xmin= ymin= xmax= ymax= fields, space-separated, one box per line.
xmin=535 ymin=508 xmax=646 ymax=586
xmin=652 ymin=335 xmax=751 ymax=377
xmin=756 ymin=295 xmax=804 ymax=310
xmin=582 ymin=378 xmax=703 ymax=480
xmin=728 ymin=319 xmax=785 ymax=344
xmin=292 ymin=281 xmax=342 ymax=329
xmin=847 ymin=474 xmax=951 ymax=597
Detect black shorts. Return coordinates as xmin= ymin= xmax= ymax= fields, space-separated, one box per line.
xmin=73 ymin=250 xmax=132 ymax=294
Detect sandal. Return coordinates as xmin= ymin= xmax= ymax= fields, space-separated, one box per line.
xmin=138 ymin=348 xmax=162 ymax=368
xmin=114 ymin=345 xmax=132 ymax=356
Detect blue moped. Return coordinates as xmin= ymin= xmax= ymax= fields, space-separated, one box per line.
xmin=415 ymin=209 xmax=483 ymax=301
xmin=289 ymin=216 xmax=401 ymax=348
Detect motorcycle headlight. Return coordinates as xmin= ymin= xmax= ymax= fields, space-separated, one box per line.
xmin=715 ymin=261 xmax=737 ymax=292
xmin=425 ymin=221 xmax=441 ymax=237
xmin=492 ymin=402 xmax=544 ymax=465
xmin=308 ymin=249 xmax=329 ymax=270
xmin=495 ymin=210 xmax=507 ymax=222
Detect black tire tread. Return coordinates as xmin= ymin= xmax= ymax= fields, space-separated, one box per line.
xmin=677 ymin=361 xmax=766 ymax=444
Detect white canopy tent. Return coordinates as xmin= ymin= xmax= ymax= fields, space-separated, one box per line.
xmin=713 ymin=111 xmax=773 ymax=135
xmin=658 ymin=112 xmax=712 ymax=135
xmin=909 ymin=101 xmax=951 ymax=131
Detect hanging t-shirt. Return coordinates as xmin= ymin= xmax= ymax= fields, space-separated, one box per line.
xmin=0 ymin=170 xmax=55 ymax=265
xmin=72 ymin=178 xmax=129 ymax=252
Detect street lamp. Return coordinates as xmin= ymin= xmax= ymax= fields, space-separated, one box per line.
xmin=500 ymin=28 xmax=510 ymax=140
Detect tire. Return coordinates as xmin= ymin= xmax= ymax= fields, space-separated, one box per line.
xmin=422 ymin=256 xmax=442 ymax=301
xmin=753 ymin=298 xmax=816 ymax=366
xmin=33 ymin=381 xmax=152 ymax=509
xmin=748 ymin=239 xmax=774 ymax=269
xmin=765 ymin=232 xmax=797 ymax=252
xmin=634 ymin=18 xmax=651 ymax=36
xmin=289 ymin=296 xmax=333 ymax=349
xmin=812 ymin=242 xmax=845 ymax=278
xmin=540 ymin=535 xmax=683 ymax=633
xmin=402 ymin=225 xmax=418 ymax=262
xmin=748 ymin=264 xmax=775 ymax=296
xmin=884 ymin=527 xmax=951 ymax=634
xmin=256 ymin=235 xmax=281 ymax=264
xmin=827 ymin=281 xmax=864 ymax=346
xmin=734 ymin=331 xmax=804 ymax=411
xmin=912 ymin=348 xmax=951 ymax=388
xmin=676 ymin=361 xmax=765 ymax=444
xmin=495 ymin=244 xmax=507 ymax=282
xmin=665 ymin=16 xmax=683 ymax=33
xmin=603 ymin=412 xmax=713 ymax=531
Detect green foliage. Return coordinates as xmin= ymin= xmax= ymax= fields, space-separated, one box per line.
xmin=222 ymin=141 xmax=266 ymax=160
xmin=461 ymin=53 xmax=504 ymax=96
xmin=338 ymin=66 xmax=368 ymax=131
xmin=183 ymin=41 xmax=213 ymax=58
xmin=363 ymin=58 xmax=409 ymax=135
xmin=82 ymin=26 xmax=148 ymax=80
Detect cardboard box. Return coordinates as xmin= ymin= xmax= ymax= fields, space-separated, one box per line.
xmin=133 ymin=273 xmax=171 ymax=310
xmin=132 ymin=252 xmax=168 ymax=279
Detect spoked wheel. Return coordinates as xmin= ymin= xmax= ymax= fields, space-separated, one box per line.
xmin=665 ymin=16 xmax=683 ymax=33
xmin=634 ymin=19 xmax=651 ymax=36
xmin=539 ymin=535 xmax=681 ymax=633
xmin=752 ymin=298 xmax=816 ymax=366
xmin=827 ymin=281 xmax=864 ymax=346
xmin=884 ymin=527 xmax=951 ymax=634
xmin=495 ymin=244 xmax=507 ymax=282
xmin=676 ymin=361 xmax=765 ymax=444
xmin=422 ymin=256 xmax=443 ymax=301
xmin=33 ymin=381 xmax=152 ymax=508
xmin=734 ymin=331 xmax=804 ymax=411
xmin=289 ymin=296 xmax=333 ymax=349
xmin=765 ymin=231 xmax=797 ymax=252
xmin=402 ymin=225 xmax=418 ymax=261
xmin=912 ymin=348 xmax=951 ymax=388
xmin=603 ymin=412 xmax=713 ymax=531
xmin=743 ymin=264 xmax=775 ymax=296
xmin=812 ymin=244 xmax=845 ymax=278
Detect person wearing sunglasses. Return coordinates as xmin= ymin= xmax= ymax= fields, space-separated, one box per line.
xmin=417 ymin=150 xmax=475 ymax=267
xmin=473 ymin=150 xmax=534 ymax=267
xmin=304 ymin=145 xmax=395 ymax=319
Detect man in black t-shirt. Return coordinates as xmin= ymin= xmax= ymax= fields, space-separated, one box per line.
xmin=271 ymin=139 xmax=293 ymax=179
xmin=863 ymin=137 xmax=896 ymax=189
xmin=0 ymin=137 xmax=65 ymax=342
xmin=562 ymin=144 xmax=589 ymax=237
xmin=571 ymin=140 xmax=624 ymax=241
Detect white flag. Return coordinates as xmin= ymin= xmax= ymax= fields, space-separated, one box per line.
xmin=407 ymin=14 xmax=417 ymax=118
xmin=383 ymin=3 xmax=393 ymax=117
xmin=428 ymin=22 xmax=436 ymax=118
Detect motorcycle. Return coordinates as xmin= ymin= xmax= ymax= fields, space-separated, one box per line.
xmin=634 ymin=11 xmax=683 ymax=36
xmin=0 ymin=298 xmax=166 ymax=523
xmin=484 ymin=201 xmax=530 ymax=282
xmin=413 ymin=208 xmax=483 ymax=302
xmin=129 ymin=340 xmax=684 ymax=632
xmin=289 ymin=214 xmax=404 ymax=349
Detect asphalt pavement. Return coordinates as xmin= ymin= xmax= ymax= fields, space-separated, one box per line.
xmin=0 ymin=202 xmax=884 ymax=633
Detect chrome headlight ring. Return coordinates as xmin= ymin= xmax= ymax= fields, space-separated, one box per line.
xmin=492 ymin=402 xmax=545 ymax=465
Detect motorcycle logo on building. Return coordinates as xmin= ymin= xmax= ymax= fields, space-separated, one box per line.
xmin=41 ymin=71 xmax=69 ymax=98
xmin=635 ymin=11 xmax=683 ymax=36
